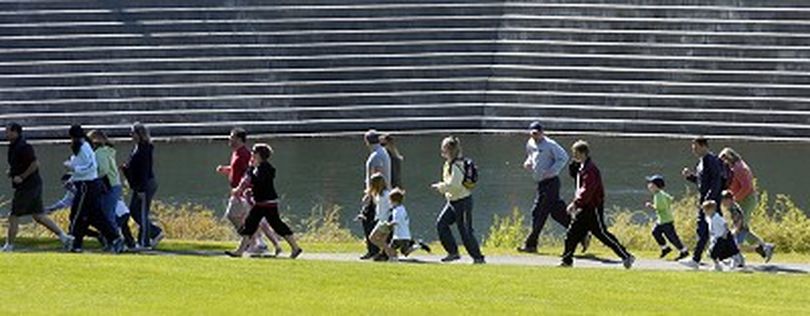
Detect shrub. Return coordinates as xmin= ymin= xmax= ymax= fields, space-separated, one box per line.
xmin=484 ymin=208 xmax=530 ymax=249
xmin=295 ymin=204 xmax=358 ymax=243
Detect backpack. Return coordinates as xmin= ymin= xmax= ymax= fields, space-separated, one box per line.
xmin=452 ymin=157 xmax=478 ymax=190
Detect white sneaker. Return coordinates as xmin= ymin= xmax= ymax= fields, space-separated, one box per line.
xmin=60 ymin=234 xmax=75 ymax=251
xmin=732 ymin=254 xmax=746 ymax=269
xmin=1 ymin=244 xmax=13 ymax=252
xmin=680 ymin=259 xmax=700 ymax=270
xmin=150 ymin=231 xmax=165 ymax=249
xmin=714 ymin=261 xmax=723 ymax=272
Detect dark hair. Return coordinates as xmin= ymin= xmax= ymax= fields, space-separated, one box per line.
xmin=252 ymin=143 xmax=273 ymax=160
xmin=650 ymin=178 xmax=665 ymax=189
xmin=693 ymin=136 xmax=709 ymax=147
xmin=132 ymin=122 xmax=151 ymax=144
xmin=6 ymin=122 xmax=22 ymax=134
xmin=389 ymin=188 xmax=406 ymax=204
xmin=365 ymin=129 xmax=380 ymax=144
xmin=231 ymin=127 xmax=247 ymax=143
xmin=68 ymin=124 xmax=91 ymax=155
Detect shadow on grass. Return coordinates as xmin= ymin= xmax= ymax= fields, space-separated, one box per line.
xmin=752 ymin=265 xmax=808 ymax=274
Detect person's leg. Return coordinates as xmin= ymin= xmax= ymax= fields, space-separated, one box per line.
xmin=661 ymin=222 xmax=687 ymax=252
xmin=225 ymin=196 xmax=247 ymax=230
xmin=739 ymin=195 xmax=766 ymax=247
xmin=87 ymin=182 xmax=121 ymax=247
xmin=264 ymin=204 xmax=302 ymax=258
xmin=455 ymin=197 xmax=483 ymax=261
xmin=144 ymin=182 xmax=162 ymax=241
xmin=436 ymin=202 xmax=459 ymax=256
xmin=101 ymin=186 xmax=122 ymax=231
xmin=118 ymin=214 xmax=136 ymax=248
xmin=361 ymin=201 xmax=379 ymax=256
xmin=232 ymin=206 xmax=264 ymax=255
xmin=4 ymin=215 xmax=19 ymax=248
xmin=561 ymin=213 xmax=588 ymax=266
xmin=32 ymin=214 xmax=67 ymax=237
xmin=590 ymin=206 xmax=631 ymax=260
xmin=259 ymin=219 xmax=282 ymax=251
xmin=523 ymin=180 xmax=552 ymax=249
xmin=693 ymin=212 xmax=709 ymax=263
xmin=652 ymin=224 xmax=667 ymax=248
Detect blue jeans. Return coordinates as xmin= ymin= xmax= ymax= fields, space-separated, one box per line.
xmin=129 ymin=179 xmax=162 ymax=247
xmin=436 ymin=196 xmax=483 ymax=260
xmin=101 ymin=185 xmax=122 ymax=231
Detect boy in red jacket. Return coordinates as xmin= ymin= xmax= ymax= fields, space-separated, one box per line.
xmin=561 ymin=140 xmax=634 ymax=268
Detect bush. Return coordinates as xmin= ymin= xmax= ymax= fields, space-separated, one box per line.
xmin=295 ymin=204 xmax=358 ymax=243
xmin=484 ymin=208 xmax=530 ymax=249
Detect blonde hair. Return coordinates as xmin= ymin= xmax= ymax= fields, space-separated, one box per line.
xmin=441 ymin=136 xmax=462 ymax=159
xmin=718 ymin=147 xmax=742 ymax=164
xmin=88 ymin=129 xmax=113 ymax=148
xmin=368 ymin=173 xmax=388 ymax=197
xmin=572 ymin=140 xmax=590 ymax=156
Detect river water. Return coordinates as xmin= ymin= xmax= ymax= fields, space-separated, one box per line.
xmin=1 ymin=134 xmax=806 ymax=239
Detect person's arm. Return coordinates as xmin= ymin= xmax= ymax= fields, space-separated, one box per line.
xmin=573 ymin=167 xmax=598 ymax=209
xmin=67 ymin=147 xmax=96 ymax=176
xmin=13 ymin=160 xmax=39 ymax=183
xmin=548 ymin=142 xmax=570 ymax=177
xmin=702 ymin=156 xmax=721 ymax=200
xmin=45 ymin=191 xmax=73 ymax=212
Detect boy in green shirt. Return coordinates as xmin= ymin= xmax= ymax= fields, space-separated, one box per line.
xmin=645 ymin=175 xmax=689 ymax=260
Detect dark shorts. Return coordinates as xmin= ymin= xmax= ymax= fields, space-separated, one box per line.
xmin=390 ymin=239 xmax=414 ymax=253
xmin=239 ymin=203 xmax=293 ymax=237
xmin=11 ymin=185 xmax=44 ymax=216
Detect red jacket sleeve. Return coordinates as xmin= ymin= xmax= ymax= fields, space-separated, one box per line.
xmin=574 ymin=163 xmax=602 ymax=209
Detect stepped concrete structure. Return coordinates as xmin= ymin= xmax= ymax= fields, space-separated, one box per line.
xmin=1 ymin=0 xmax=809 ymax=140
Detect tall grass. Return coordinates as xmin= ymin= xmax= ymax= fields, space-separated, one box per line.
xmin=485 ymin=190 xmax=810 ymax=254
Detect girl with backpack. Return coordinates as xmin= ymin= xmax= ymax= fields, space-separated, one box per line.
xmin=431 ymin=136 xmax=485 ymax=264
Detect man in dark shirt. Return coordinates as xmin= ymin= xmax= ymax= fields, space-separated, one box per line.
xmin=681 ymin=137 xmax=724 ymax=268
xmin=560 ymin=140 xmax=634 ymax=268
xmin=3 ymin=123 xmax=73 ymax=252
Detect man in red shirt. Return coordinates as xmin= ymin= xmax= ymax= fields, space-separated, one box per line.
xmin=217 ymin=128 xmax=281 ymax=255
xmin=560 ymin=140 xmax=634 ymax=268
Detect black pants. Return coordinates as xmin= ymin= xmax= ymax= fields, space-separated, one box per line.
xmin=117 ymin=214 xmax=136 ymax=248
xmin=652 ymin=222 xmax=685 ymax=250
xmin=129 ymin=179 xmax=162 ymax=247
xmin=239 ymin=203 xmax=293 ymax=237
xmin=361 ymin=200 xmax=380 ymax=255
xmin=70 ymin=180 xmax=120 ymax=249
xmin=709 ymin=233 xmax=740 ymax=261
xmin=524 ymin=177 xmax=570 ymax=248
xmin=693 ymin=199 xmax=722 ymax=263
xmin=562 ymin=205 xmax=630 ymax=265
xmin=437 ymin=196 xmax=484 ymax=260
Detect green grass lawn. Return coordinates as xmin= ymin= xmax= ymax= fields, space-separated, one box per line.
xmin=0 ymin=239 xmax=808 ymax=315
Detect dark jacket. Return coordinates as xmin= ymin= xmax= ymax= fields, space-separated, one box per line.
xmin=573 ymin=158 xmax=604 ymax=210
xmin=123 ymin=142 xmax=155 ymax=192
xmin=248 ymin=162 xmax=279 ymax=202
xmin=7 ymin=136 xmax=42 ymax=190
xmin=687 ymin=153 xmax=723 ymax=203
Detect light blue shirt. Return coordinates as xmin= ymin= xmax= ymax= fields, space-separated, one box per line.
xmin=525 ymin=136 xmax=569 ymax=182
xmin=365 ymin=144 xmax=392 ymax=188
xmin=68 ymin=141 xmax=99 ymax=182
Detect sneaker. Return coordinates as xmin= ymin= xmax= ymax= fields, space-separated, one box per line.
xmin=150 ymin=231 xmax=165 ymax=249
xmin=110 ymin=238 xmax=125 ymax=254
xmin=473 ymin=257 xmax=486 ymax=265
xmin=674 ymin=250 xmax=690 ymax=261
xmin=60 ymin=235 xmax=75 ymax=251
xmin=763 ymin=244 xmax=775 ymax=263
xmin=680 ymin=259 xmax=700 ymax=270
xmin=580 ymin=233 xmax=591 ymax=253
xmin=659 ymin=247 xmax=672 ymax=259
xmin=732 ymin=254 xmax=746 ymax=269
xmin=441 ymin=254 xmax=461 ymax=262
xmin=290 ymin=248 xmax=303 ymax=259
xmin=559 ymin=261 xmax=573 ymax=268
xmin=714 ymin=261 xmax=723 ymax=272
xmin=373 ymin=253 xmax=389 ymax=262
xmin=224 ymin=250 xmax=242 ymax=258
xmin=69 ymin=247 xmax=84 ymax=253
xmin=359 ymin=252 xmax=377 ymax=260
xmin=516 ymin=246 xmax=538 ymax=254
xmin=755 ymin=244 xmax=767 ymax=259
xmin=1 ymin=244 xmax=13 ymax=252
xmin=623 ymin=255 xmax=635 ymax=269
xmin=419 ymin=241 xmax=432 ymax=253
xmin=403 ymin=243 xmax=419 ymax=257
xmin=274 ymin=247 xmax=283 ymax=257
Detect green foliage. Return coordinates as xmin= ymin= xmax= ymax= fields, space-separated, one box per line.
xmin=295 ymin=204 xmax=359 ymax=243
xmin=484 ymin=208 xmax=530 ymax=249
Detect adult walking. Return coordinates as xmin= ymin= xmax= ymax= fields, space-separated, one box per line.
xmin=121 ymin=123 xmax=164 ymax=249
xmin=88 ymin=130 xmax=124 ymax=237
xmin=216 ymin=128 xmax=282 ymax=255
xmin=357 ymin=130 xmax=391 ymax=260
xmin=517 ymin=122 xmax=572 ymax=253
xmin=681 ymin=137 xmax=724 ymax=268
xmin=560 ymin=140 xmax=634 ymax=268
xmin=380 ymin=134 xmax=404 ymax=189
xmin=718 ymin=147 xmax=774 ymax=261
xmin=3 ymin=123 xmax=74 ymax=252
xmin=65 ymin=124 xmax=123 ymax=253
xmin=431 ymin=136 xmax=485 ymax=264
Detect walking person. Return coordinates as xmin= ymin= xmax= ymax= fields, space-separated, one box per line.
xmin=702 ymin=201 xmax=745 ymax=271
xmin=225 ymin=144 xmax=302 ymax=259
xmin=431 ymin=136 xmax=485 ymax=264
xmin=366 ymin=173 xmax=393 ymax=261
xmin=644 ymin=174 xmax=689 ymax=260
xmin=357 ymin=130 xmax=391 ymax=260
xmin=681 ymin=137 xmax=724 ymax=268
xmin=380 ymin=133 xmax=403 ymax=189
xmin=3 ymin=123 xmax=74 ymax=252
xmin=120 ymin=123 xmax=163 ymax=249
xmin=370 ymin=188 xmax=431 ymax=261
xmin=65 ymin=124 xmax=123 ymax=253
xmin=88 ymin=130 xmax=123 ymax=234
xmin=718 ymin=147 xmax=775 ymax=262
xmin=560 ymin=140 xmax=634 ymax=268
xmin=517 ymin=122 xmax=574 ymax=253
xmin=216 ymin=128 xmax=282 ymax=255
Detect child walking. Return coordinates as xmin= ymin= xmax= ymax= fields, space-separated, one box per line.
xmin=365 ymin=173 xmax=392 ymax=261
xmin=644 ymin=175 xmax=689 ymax=260
xmin=721 ymin=190 xmax=774 ymax=264
xmin=226 ymin=144 xmax=302 ymax=259
xmin=370 ymin=188 xmax=431 ymax=261
xmin=702 ymin=201 xmax=744 ymax=271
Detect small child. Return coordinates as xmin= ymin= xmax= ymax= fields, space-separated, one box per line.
xmin=44 ymin=174 xmax=76 ymax=213
xmin=644 ymin=175 xmax=689 ymax=260
xmin=378 ymin=188 xmax=431 ymax=261
xmin=702 ymin=200 xmax=744 ymax=271
xmin=721 ymin=190 xmax=774 ymax=263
